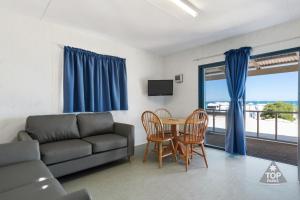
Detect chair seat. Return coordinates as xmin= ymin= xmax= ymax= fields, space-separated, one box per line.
xmin=177 ymin=135 xmax=204 ymax=144
xmin=160 ymin=131 xmax=174 ymax=137
xmin=83 ymin=134 xmax=127 ymax=153
xmin=147 ymin=133 xmax=173 ymax=142
xmin=40 ymin=139 xmax=92 ymax=165
xmin=163 ymin=130 xmax=173 ymax=134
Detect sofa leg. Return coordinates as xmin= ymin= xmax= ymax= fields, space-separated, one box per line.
xmin=128 ymin=155 xmax=132 ymax=162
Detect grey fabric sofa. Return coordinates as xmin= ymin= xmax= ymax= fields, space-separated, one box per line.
xmin=0 ymin=140 xmax=91 ymax=200
xmin=18 ymin=112 xmax=134 ymax=178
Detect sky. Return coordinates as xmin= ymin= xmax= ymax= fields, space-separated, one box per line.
xmin=205 ymin=72 xmax=298 ymax=102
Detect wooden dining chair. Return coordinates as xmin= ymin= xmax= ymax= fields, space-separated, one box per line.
xmin=153 ymin=108 xmax=174 ymax=151
xmin=154 ymin=108 xmax=172 ymax=118
xmin=154 ymin=108 xmax=173 ymax=133
xmin=141 ymin=111 xmax=177 ymax=168
xmin=176 ymin=109 xmax=209 ymax=171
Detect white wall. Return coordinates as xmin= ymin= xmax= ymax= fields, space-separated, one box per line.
xmin=163 ymin=19 xmax=300 ymax=117
xmin=163 ymin=19 xmax=300 ymax=180
xmin=1 ymin=11 xmax=300 ymax=149
xmin=0 ymin=12 xmax=165 ymax=145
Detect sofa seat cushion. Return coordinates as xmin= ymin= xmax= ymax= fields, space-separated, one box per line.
xmin=40 ymin=139 xmax=92 ymax=165
xmin=0 ymin=160 xmax=53 ymax=193
xmin=0 ymin=178 xmax=66 ymax=200
xmin=83 ymin=134 xmax=127 ymax=153
xmin=26 ymin=114 xmax=80 ymax=144
xmin=77 ymin=112 xmax=114 ymax=138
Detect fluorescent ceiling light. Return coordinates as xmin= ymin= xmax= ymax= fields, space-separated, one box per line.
xmin=169 ymin=0 xmax=198 ymax=17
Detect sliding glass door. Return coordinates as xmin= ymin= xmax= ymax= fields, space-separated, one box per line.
xmin=199 ymin=48 xmax=300 ymax=167
xmin=203 ymin=65 xmax=228 ymax=149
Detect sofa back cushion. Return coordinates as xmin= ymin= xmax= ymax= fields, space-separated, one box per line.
xmin=77 ymin=112 xmax=114 ymax=138
xmin=26 ymin=114 xmax=80 ymax=144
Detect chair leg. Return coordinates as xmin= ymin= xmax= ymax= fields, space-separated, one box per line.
xmin=190 ymin=145 xmax=193 ymax=159
xmin=154 ymin=143 xmax=158 ymax=152
xmin=170 ymin=140 xmax=177 ymax=162
xmin=200 ymin=144 xmax=208 ymax=168
xmin=158 ymin=142 xmax=163 ymax=168
xmin=143 ymin=141 xmax=150 ymax=162
xmin=185 ymin=144 xmax=189 ymax=172
xmin=174 ymin=140 xmax=178 ymax=154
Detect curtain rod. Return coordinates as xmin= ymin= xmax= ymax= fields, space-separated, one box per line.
xmin=56 ymin=44 xmax=126 ymax=60
xmin=193 ymin=36 xmax=300 ymax=62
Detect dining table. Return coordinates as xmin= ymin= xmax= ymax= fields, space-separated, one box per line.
xmin=159 ymin=117 xmax=187 ymax=155
xmin=160 ymin=117 xmax=186 ymax=133
xmin=159 ymin=117 xmax=204 ymax=155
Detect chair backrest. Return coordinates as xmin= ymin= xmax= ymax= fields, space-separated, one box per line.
xmin=182 ymin=109 xmax=208 ymax=143
xmin=141 ymin=111 xmax=164 ymax=138
xmin=154 ymin=108 xmax=172 ymax=119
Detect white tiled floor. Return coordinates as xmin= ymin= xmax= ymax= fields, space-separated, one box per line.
xmin=61 ymin=145 xmax=300 ymax=200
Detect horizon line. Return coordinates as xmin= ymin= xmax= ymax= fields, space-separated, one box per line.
xmin=206 ymin=100 xmax=298 ymax=102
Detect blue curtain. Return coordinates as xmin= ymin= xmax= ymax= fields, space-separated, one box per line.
xmin=224 ymin=47 xmax=251 ymax=155
xmin=63 ymin=46 xmax=128 ymax=112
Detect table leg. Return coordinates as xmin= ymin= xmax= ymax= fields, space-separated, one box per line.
xmin=171 ymin=124 xmax=184 ymax=155
xmin=171 ymin=124 xmax=177 ymax=135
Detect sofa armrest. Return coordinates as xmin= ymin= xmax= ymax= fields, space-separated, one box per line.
xmin=56 ymin=189 xmax=92 ymax=200
xmin=18 ymin=130 xmax=34 ymax=141
xmin=0 ymin=141 xmax=40 ymax=167
xmin=114 ymin=122 xmax=135 ymax=156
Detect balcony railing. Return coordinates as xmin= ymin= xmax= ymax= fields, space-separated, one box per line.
xmin=206 ymin=109 xmax=298 ymax=144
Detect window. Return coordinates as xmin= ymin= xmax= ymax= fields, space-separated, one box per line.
xmin=63 ymin=46 xmax=128 ymax=113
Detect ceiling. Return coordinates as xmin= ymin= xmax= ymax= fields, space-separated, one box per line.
xmin=1 ymin=0 xmax=300 ymax=55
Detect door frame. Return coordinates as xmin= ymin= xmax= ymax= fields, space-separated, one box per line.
xmin=198 ymin=47 xmax=300 ymax=181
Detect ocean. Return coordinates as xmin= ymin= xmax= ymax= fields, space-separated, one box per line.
xmin=245 ymin=101 xmax=298 ymax=106
xmin=206 ymin=101 xmax=298 ymax=107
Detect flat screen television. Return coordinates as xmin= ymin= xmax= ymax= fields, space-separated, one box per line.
xmin=148 ymin=80 xmax=173 ymax=96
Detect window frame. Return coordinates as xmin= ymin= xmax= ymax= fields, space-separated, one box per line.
xmin=198 ymin=47 xmax=300 ymax=175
